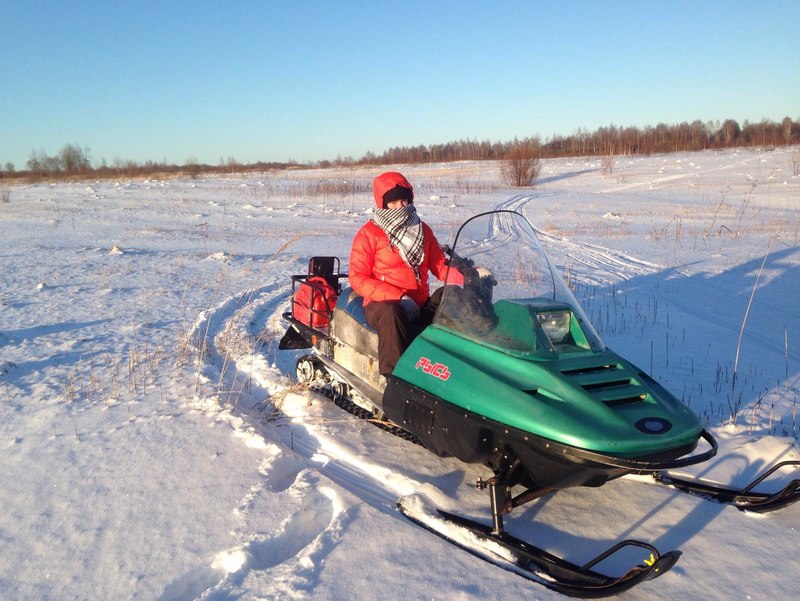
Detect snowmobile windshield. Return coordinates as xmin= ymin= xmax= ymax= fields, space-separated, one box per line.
xmin=434 ymin=210 xmax=605 ymax=358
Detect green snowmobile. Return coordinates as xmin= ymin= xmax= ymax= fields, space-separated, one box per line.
xmin=279 ymin=209 xmax=799 ymax=597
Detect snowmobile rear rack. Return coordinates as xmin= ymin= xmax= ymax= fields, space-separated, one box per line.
xmin=279 ymin=257 xmax=349 ymax=350
xmin=653 ymin=460 xmax=800 ymax=513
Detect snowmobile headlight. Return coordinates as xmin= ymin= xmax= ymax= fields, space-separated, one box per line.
xmin=537 ymin=311 xmax=571 ymax=343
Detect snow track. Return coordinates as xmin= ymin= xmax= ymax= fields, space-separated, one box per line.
xmin=496 ymin=193 xmax=660 ymax=284
xmin=177 ymin=280 xmax=430 ymax=599
xmin=189 ymin=276 xmax=419 ymax=503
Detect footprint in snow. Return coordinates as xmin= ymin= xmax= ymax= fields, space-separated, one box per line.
xmin=239 ymin=483 xmax=339 ymax=572
xmin=258 ymin=446 xmax=308 ymax=493
xmin=158 ymin=471 xmax=344 ymax=601
xmin=235 ymin=447 xmax=306 ymax=517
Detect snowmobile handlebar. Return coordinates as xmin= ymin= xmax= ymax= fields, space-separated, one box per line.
xmin=442 ymin=244 xmax=496 ymax=287
xmin=442 ymin=244 xmax=473 ymax=271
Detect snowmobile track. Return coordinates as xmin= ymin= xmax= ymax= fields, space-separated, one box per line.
xmin=493 ymin=194 xmax=660 ymax=284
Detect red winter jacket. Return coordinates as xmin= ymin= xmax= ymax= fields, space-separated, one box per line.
xmin=349 ymin=220 xmax=462 ymax=307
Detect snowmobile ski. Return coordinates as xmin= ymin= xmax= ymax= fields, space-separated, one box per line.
xmin=652 ymin=460 xmax=800 ymax=513
xmin=397 ymin=494 xmax=680 ymax=599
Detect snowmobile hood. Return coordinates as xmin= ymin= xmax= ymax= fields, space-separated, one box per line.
xmin=393 ymin=210 xmax=703 ymax=457
xmin=395 ymin=326 xmax=702 ymax=457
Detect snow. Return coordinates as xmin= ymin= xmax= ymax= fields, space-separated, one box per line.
xmin=1 ymin=148 xmax=799 ymax=600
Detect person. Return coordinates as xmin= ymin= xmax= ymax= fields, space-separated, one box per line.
xmin=349 ymin=171 xmax=462 ymax=376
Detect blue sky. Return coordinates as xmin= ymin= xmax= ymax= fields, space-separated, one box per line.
xmin=1 ymin=1 xmax=798 ymax=169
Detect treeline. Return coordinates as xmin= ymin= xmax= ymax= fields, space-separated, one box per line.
xmin=347 ymin=116 xmax=798 ymax=165
xmin=542 ymin=116 xmax=797 ymax=158
xmin=1 ymin=144 xmax=293 ymax=181
xmin=2 ymin=116 xmax=797 ymax=181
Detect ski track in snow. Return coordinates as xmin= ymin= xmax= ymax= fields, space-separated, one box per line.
xmin=165 ymin=274 xmax=422 ymax=600
xmin=501 ymin=193 xmax=660 ymax=282
xmin=603 ymin=152 xmax=764 ymax=194
xmin=452 ymin=193 xmax=656 ymax=286
xmin=158 ymin=468 xmax=347 ymax=601
xmin=232 ymin=457 xmax=350 ymax=593
xmin=162 ymin=278 xmax=349 ymax=600
xmin=190 ymin=266 xmax=420 ymax=505
xmin=498 ymin=194 xmax=795 ymax=373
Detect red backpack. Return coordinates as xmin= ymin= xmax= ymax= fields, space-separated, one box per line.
xmin=293 ymin=275 xmax=338 ymax=327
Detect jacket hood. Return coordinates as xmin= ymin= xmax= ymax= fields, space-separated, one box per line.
xmin=373 ymin=172 xmax=414 ymax=208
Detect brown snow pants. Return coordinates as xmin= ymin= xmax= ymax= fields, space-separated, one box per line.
xmin=363 ymin=292 xmax=440 ymax=376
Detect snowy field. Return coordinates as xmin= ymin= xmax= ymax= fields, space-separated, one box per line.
xmin=1 ymin=148 xmax=799 ymax=600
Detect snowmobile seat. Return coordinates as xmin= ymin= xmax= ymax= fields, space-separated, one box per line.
xmin=335 ymin=289 xmax=375 ymax=331
xmin=331 ymin=288 xmax=379 ymax=357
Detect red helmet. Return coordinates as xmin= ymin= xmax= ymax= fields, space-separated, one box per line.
xmin=373 ymin=171 xmax=414 ymax=208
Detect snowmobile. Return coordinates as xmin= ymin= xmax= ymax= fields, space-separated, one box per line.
xmin=279 ymin=210 xmax=800 ymax=597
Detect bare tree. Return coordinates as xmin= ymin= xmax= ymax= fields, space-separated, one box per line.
xmin=59 ymin=144 xmax=91 ymax=172
xmin=27 ymin=149 xmax=62 ymax=175
xmin=601 ymin=153 xmax=616 ymax=175
xmin=184 ymin=157 xmax=201 ymax=179
xmin=782 ymin=117 xmax=794 ymax=145
xmin=501 ymin=142 xmax=541 ymax=187
xmin=721 ymin=119 xmax=741 ymax=146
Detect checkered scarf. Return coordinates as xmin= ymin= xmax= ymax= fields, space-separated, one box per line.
xmin=373 ymin=205 xmax=425 ymax=281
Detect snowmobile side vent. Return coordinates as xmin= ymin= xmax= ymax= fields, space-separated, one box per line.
xmin=585 ymin=379 xmax=649 ymax=406
xmin=560 ymin=364 xmax=619 ymax=376
xmin=580 ymin=378 xmax=632 ymax=391
xmin=573 ymin=376 xmax=647 ymax=406
xmin=602 ymin=395 xmax=647 ymax=407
